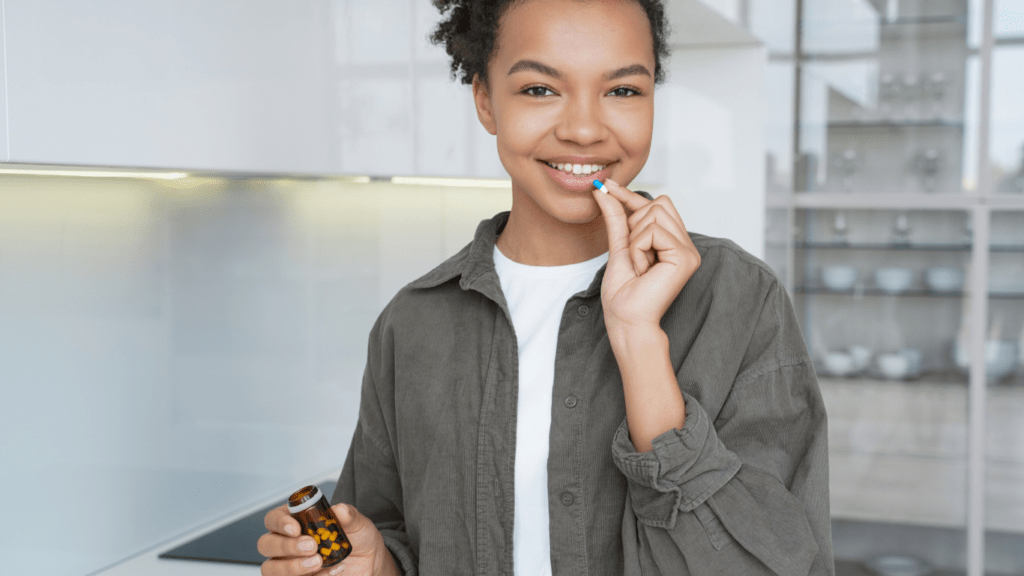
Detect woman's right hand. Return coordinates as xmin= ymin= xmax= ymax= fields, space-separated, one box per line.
xmin=258 ymin=502 xmax=401 ymax=576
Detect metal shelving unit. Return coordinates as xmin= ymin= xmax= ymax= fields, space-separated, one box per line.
xmin=760 ymin=0 xmax=1024 ymax=573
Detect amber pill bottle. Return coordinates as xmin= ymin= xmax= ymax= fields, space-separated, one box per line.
xmin=287 ymin=485 xmax=352 ymax=566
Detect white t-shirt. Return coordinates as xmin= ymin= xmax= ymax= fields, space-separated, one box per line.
xmin=492 ymin=245 xmax=608 ymax=576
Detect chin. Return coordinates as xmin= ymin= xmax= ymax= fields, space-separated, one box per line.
xmin=552 ymin=198 xmax=603 ymax=225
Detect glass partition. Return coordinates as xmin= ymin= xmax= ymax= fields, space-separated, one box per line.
xmin=989 ymin=43 xmax=1024 ymax=195
xmin=795 ymin=207 xmax=972 ymax=574
xmin=752 ymin=0 xmax=1022 ymax=573
xmin=796 ymin=0 xmax=978 ymax=195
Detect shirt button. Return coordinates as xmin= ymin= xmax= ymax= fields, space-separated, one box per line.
xmin=564 ymin=396 xmax=578 ymax=409
xmin=560 ymin=492 xmax=575 ymax=506
xmin=577 ymin=304 xmax=590 ymax=317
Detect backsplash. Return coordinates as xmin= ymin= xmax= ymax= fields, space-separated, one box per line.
xmin=0 ymin=169 xmax=512 ymax=575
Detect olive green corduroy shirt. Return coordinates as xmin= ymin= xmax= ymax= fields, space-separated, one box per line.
xmin=331 ymin=211 xmax=834 ymax=576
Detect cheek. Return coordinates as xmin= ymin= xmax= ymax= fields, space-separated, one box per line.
xmin=611 ymin=107 xmax=654 ymax=156
xmin=498 ymin=107 xmax=554 ymax=150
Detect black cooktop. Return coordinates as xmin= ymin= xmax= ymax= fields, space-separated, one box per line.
xmin=159 ymin=480 xmax=337 ymax=565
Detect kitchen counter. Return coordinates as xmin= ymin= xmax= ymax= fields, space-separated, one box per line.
xmin=94 ymin=470 xmax=341 ymax=576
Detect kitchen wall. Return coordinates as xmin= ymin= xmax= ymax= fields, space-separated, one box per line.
xmin=0 ymin=172 xmax=512 ymax=576
xmin=0 ymin=1 xmax=768 ymax=573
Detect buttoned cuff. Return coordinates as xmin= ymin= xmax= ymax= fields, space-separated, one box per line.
xmin=611 ymin=391 xmax=741 ymax=529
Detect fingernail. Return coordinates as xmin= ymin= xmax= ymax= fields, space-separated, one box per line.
xmin=302 ymin=556 xmax=321 ymax=568
xmin=298 ymin=539 xmax=317 ymax=552
xmin=329 ymin=566 xmax=345 ymax=575
xmin=283 ymin=524 xmax=296 ymax=536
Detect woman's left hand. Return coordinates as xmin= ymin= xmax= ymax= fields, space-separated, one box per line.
xmin=592 ymin=179 xmax=701 ymax=335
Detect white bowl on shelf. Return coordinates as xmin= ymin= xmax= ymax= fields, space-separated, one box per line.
xmin=821 ymin=351 xmax=855 ymax=377
xmin=877 ymin=352 xmax=913 ymax=380
xmin=874 ymin=267 xmax=915 ymax=294
xmin=822 ymin=265 xmax=858 ymax=292
xmin=863 ymin=554 xmax=934 ymax=576
xmin=951 ymin=339 xmax=1019 ymax=382
xmin=925 ymin=266 xmax=964 ymax=293
xmin=849 ymin=345 xmax=872 ymax=372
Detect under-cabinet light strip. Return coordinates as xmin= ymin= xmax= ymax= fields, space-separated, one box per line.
xmin=0 ymin=166 xmax=190 ymax=180
xmin=390 ymin=176 xmax=511 ymax=188
xmin=0 ymin=166 xmax=522 ymax=188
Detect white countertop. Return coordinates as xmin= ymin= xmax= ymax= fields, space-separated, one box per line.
xmin=93 ymin=470 xmax=341 ymax=576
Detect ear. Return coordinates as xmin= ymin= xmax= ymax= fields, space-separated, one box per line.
xmin=472 ymin=75 xmax=498 ymax=136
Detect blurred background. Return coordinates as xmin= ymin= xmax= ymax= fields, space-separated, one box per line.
xmin=0 ymin=1 xmax=1021 ymax=575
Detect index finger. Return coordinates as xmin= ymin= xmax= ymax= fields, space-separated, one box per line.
xmin=592 ymin=183 xmax=631 ymax=256
xmin=265 ymin=504 xmax=301 ymax=537
xmin=600 ymin=178 xmax=651 ymax=214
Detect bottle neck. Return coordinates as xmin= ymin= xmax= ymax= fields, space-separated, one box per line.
xmin=287 ymin=486 xmax=323 ymax=514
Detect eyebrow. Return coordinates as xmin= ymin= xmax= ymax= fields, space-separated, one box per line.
xmin=507 ymin=59 xmax=651 ymax=82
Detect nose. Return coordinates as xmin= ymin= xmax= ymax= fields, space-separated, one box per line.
xmin=554 ymin=94 xmax=607 ymax=146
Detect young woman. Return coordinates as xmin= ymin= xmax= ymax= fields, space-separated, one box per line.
xmin=258 ymin=1 xmax=834 ymax=574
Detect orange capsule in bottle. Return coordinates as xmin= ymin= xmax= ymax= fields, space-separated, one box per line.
xmin=287 ymin=485 xmax=352 ymax=566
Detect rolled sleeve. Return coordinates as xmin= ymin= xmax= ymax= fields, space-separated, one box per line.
xmin=611 ymin=390 xmax=741 ymax=528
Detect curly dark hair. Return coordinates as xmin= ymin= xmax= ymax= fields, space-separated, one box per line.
xmin=429 ymin=0 xmax=671 ymax=87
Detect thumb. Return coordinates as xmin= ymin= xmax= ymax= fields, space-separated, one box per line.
xmin=331 ymin=503 xmax=382 ymax=551
xmin=333 ymin=503 xmax=372 ymax=533
xmin=592 ymin=183 xmax=630 ymax=255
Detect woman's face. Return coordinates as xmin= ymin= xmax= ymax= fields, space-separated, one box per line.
xmin=473 ymin=0 xmax=656 ymax=227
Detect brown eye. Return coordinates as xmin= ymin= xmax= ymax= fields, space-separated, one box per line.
xmin=609 ymin=87 xmax=640 ymax=97
xmin=523 ymin=86 xmax=556 ymax=97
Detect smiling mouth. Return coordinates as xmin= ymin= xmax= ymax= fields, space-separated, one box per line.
xmin=542 ymin=161 xmax=609 ymax=176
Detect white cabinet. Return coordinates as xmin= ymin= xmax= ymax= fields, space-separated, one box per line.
xmin=648 ymin=45 xmax=766 ymax=259
xmin=3 ymin=0 xmax=336 ymax=174
xmin=2 ymin=0 xmax=766 ymax=218
xmin=0 ymin=0 xmax=499 ymax=176
xmin=1 ymin=5 xmax=8 ymax=163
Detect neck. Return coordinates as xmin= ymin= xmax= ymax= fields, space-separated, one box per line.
xmin=496 ymin=198 xmax=608 ymax=266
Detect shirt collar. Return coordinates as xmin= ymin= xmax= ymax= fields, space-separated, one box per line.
xmin=406 ymin=212 xmax=511 ymax=306
xmin=406 ymin=211 xmax=608 ymax=303
xmin=406 ymin=194 xmax=670 ymax=301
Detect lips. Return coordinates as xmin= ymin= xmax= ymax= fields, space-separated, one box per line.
xmin=539 ymin=160 xmax=612 ymax=192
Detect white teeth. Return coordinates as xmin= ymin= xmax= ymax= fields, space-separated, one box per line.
xmin=545 ymin=162 xmax=607 ymax=174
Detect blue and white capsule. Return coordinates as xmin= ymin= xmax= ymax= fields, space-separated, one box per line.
xmin=593 ymin=180 xmax=609 ymax=194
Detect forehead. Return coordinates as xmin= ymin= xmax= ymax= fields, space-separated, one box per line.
xmin=493 ymin=0 xmax=654 ymax=71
